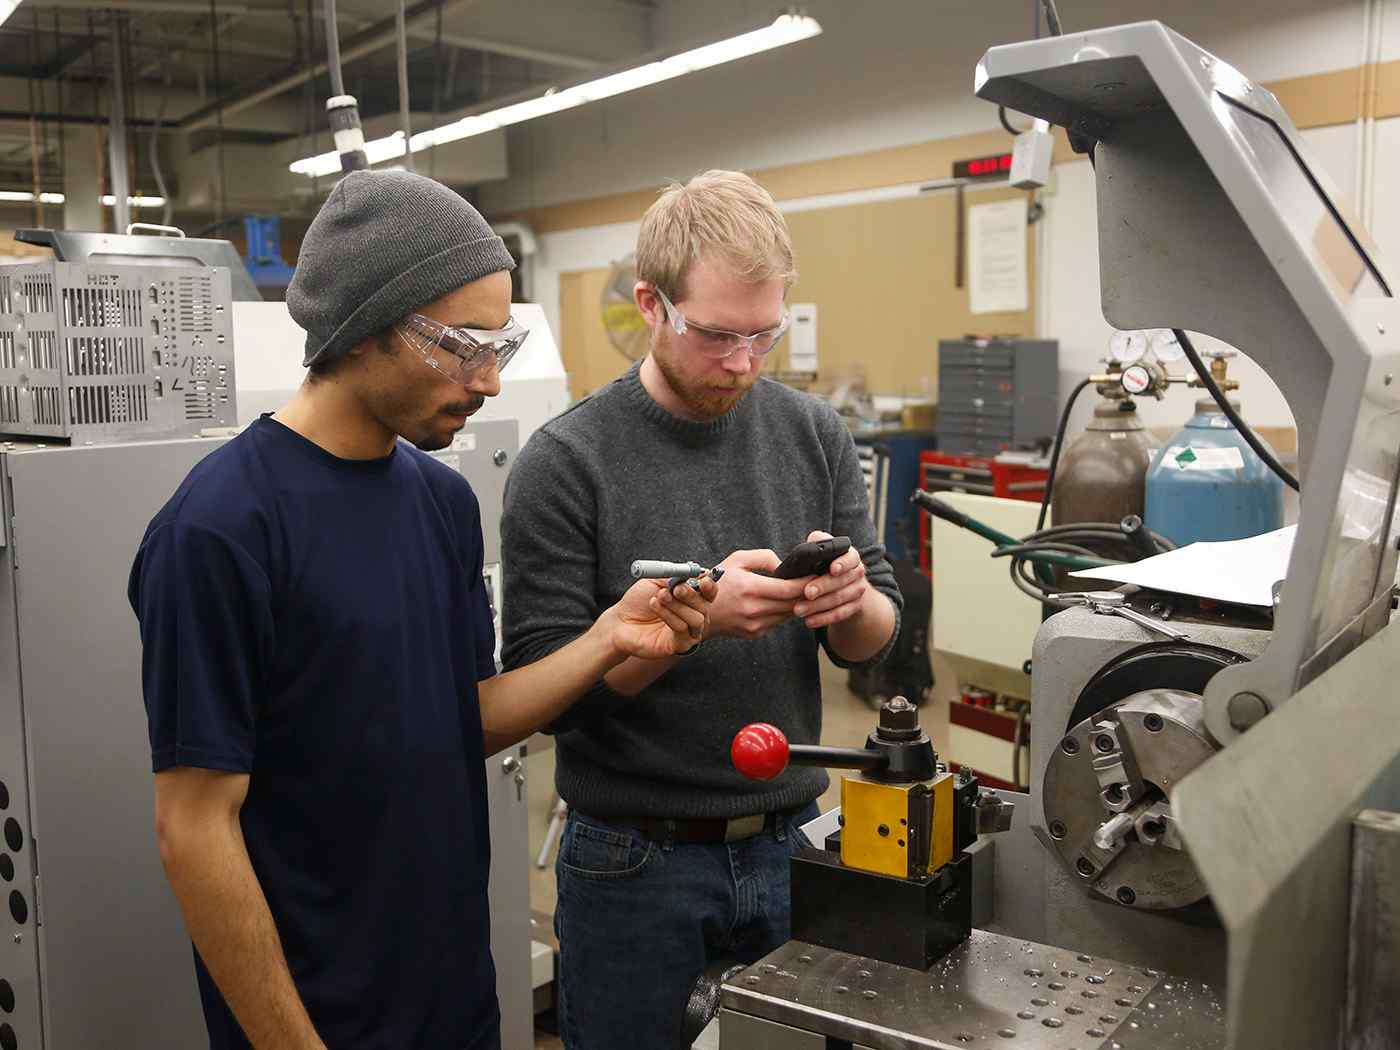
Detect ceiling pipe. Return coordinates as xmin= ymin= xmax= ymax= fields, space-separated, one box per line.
xmin=177 ymin=0 xmax=468 ymax=133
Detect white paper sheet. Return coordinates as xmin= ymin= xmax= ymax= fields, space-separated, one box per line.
xmin=1069 ymin=526 xmax=1297 ymax=608
xmin=968 ymin=197 xmax=1028 ymax=314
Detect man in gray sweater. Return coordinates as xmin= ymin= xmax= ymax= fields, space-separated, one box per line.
xmin=502 ymin=170 xmax=902 ymax=1047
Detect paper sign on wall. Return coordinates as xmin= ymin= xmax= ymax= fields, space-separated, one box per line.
xmin=788 ymin=303 xmax=819 ymax=371
xmin=968 ymin=197 xmax=1029 ymax=314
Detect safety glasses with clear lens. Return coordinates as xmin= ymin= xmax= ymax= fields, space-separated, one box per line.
xmin=653 ymin=286 xmax=790 ymax=360
xmin=395 ymin=312 xmax=530 ymax=382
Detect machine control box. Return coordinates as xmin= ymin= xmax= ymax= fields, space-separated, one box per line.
xmin=0 ymin=261 xmax=237 ymax=443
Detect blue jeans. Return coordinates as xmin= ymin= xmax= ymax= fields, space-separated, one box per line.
xmin=554 ymin=803 xmax=820 ymax=1050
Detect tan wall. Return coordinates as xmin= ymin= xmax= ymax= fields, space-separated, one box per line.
xmin=557 ymin=185 xmax=1036 ymax=400
xmin=496 ymin=60 xmax=1400 ymax=238
xmin=559 ymin=268 xmax=638 ymax=401
xmin=774 ymin=186 xmax=1036 ymax=396
xmin=0 ymin=232 xmax=51 ymax=259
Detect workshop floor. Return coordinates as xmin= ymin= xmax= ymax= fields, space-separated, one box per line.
xmin=527 ymin=652 xmax=954 ymax=1048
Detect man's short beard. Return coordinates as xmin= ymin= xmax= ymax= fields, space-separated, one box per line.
xmin=652 ymin=335 xmax=755 ymax=419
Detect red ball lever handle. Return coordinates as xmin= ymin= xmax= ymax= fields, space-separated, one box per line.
xmin=731 ymin=723 xmax=790 ymax=781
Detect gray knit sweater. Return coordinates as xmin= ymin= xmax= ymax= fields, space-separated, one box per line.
xmin=500 ymin=363 xmax=902 ymax=819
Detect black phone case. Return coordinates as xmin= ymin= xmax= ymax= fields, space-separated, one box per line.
xmin=770 ymin=537 xmax=852 ymax=580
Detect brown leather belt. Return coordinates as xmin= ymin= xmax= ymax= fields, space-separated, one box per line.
xmin=591 ymin=807 xmax=801 ymax=845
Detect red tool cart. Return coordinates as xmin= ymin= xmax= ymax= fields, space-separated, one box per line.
xmin=917 ymin=451 xmax=1049 ymax=576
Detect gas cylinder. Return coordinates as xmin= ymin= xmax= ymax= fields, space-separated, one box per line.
xmin=1145 ymin=397 xmax=1284 ymax=546
xmin=1052 ymin=398 xmax=1156 ymax=525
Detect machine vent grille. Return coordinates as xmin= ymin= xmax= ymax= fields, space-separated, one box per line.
xmin=21 ymin=274 xmax=53 ymax=314
xmin=62 ymin=287 xmax=140 ymax=329
xmin=177 ymin=275 xmax=215 ymax=333
xmin=0 ymin=386 xmax=19 ymax=424
xmin=184 ymin=391 xmax=216 ymax=420
xmin=65 ymin=336 xmax=145 ymax=376
xmin=33 ymin=385 xmax=61 ymax=427
xmin=0 ymin=332 xmax=58 ymax=372
xmin=0 ymin=274 xmax=11 ymax=312
xmin=30 ymin=331 xmax=56 ymax=371
xmin=67 ymin=384 xmax=146 ymax=426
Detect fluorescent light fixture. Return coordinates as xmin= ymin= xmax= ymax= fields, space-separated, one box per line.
xmin=290 ymin=130 xmax=411 ymax=178
xmin=101 ymin=194 xmax=168 ymax=207
xmin=0 ymin=2 xmax=22 ymax=30
xmin=0 ymin=191 xmax=64 ymax=204
xmin=291 ymin=12 xmax=821 ymax=176
xmin=0 ymin=191 xmax=164 ymax=206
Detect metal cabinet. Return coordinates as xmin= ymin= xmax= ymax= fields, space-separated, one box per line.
xmin=0 ymin=420 xmax=525 ymax=1049
xmin=936 ymin=338 xmax=1058 ymax=455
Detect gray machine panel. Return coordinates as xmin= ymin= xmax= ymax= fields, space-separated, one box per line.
xmin=0 ymin=459 xmax=43 ymax=1050
xmin=0 ymin=417 xmax=526 ymax=1048
xmin=974 ymin=22 xmax=1400 ymax=1048
xmin=7 ymin=438 xmax=219 ymax=1048
xmin=16 ymin=227 xmax=262 ymax=303
xmin=0 ymin=262 xmax=238 ymax=443
xmin=975 ymin=20 xmax=1400 ymax=741
xmin=425 ymin=417 xmax=517 ymax=568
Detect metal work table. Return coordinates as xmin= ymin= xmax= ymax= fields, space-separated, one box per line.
xmin=720 ymin=932 xmax=1223 ymax=1049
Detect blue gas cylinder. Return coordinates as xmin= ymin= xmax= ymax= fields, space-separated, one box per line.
xmin=1145 ymin=398 xmax=1284 ymax=546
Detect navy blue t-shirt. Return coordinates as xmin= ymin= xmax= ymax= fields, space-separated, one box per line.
xmin=128 ymin=416 xmax=501 ymax=1050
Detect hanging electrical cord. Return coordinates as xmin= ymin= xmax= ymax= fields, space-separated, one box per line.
xmin=998 ymin=521 xmax=1175 ymax=606
xmin=320 ymin=0 xmax=368 ymax=173
xmin=1038 ymin=0 xmax=1063 ymax=35
xmin=1037 ymin=376 xmax=1093 ymax=530
xmin=395 ymin=0 xmax=414 ymax=173
xmin=998 ymin=106 xmax=1020 ymax=135
xmin=324 ymin=0 xmax=346 ymax=97
xmin=1174 ymin=328 xmax=1300 ymax=491
xmin=912 ymin=491 xmax=1175 ymax=608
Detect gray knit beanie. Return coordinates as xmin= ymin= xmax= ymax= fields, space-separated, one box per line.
xmin=287 ymin=170 xmax=516 ymax=367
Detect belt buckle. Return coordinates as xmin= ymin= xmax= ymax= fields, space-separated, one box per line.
xmin=723 ymin=814 xmax=766 ymax=843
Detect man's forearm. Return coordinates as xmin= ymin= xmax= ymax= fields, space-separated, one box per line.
xmin=480 ymin=622 xmax=626 ymax=755
xmin=826 ymin=589 xmax=898 ymax=663
xmin=603 ymin=653 xmax=678 ymax=697
xmin=162 ymin=824 xmax=324 ymax=1050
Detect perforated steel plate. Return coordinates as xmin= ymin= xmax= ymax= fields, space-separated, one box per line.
xmin=721 ymin=932 xmax=1223 ymax=1049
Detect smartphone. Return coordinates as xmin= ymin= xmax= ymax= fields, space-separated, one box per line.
xmin=760 ymin=536 xmax=852 ymax=580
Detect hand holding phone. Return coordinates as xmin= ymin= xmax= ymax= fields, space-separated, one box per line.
xmin=755 ymin=536 xmax=852 ymax=580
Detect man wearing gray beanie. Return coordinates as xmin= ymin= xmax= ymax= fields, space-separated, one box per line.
xmin=129 ymin=170 xmax=716 ymax=1050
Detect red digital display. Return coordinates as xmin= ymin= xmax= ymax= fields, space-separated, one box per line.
xmin=953 ymin=153 xmax=1015 ymax=179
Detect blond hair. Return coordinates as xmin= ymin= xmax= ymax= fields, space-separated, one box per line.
xmin=636 ymin=170 xmax=796 ymax=300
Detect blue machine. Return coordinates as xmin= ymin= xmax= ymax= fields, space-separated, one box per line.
xmin=1145 ymin=396 xmax=1284 ymax=546
xmin=241 ymin=215 xmax=296 ymax=291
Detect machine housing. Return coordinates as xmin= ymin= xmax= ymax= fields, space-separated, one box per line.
xmin=0 ymin=260 xmax=237 ymax=443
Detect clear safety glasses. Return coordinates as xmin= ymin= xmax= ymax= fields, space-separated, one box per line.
xmin=653 ymin=286 xmax=790 ymax=360
xmin=395 ymin=312 xmax=530 ymax=383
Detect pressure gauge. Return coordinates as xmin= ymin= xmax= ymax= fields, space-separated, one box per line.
xmin=1121 ymin=364 xmax=1154 ymax=395
xmin=1110 ymin=330 xmax=1148 ymax=364
xmin=1150 ymin=329 xmax=1185 ymax=362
